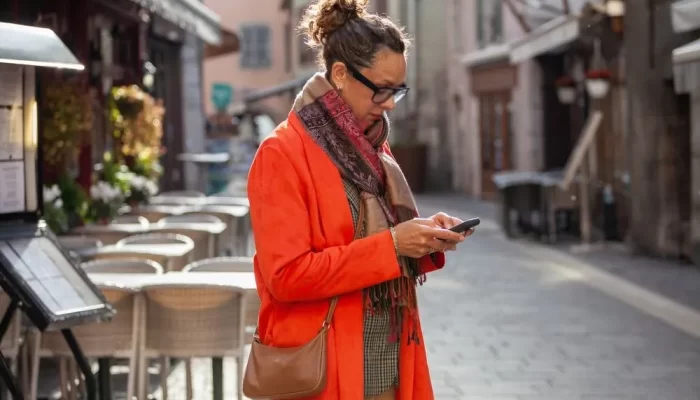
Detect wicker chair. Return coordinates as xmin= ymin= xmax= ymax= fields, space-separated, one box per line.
xmin=182 ymin=257 xmax=253 ymax=273
xmin=137 ymin=284 xmax=246 ymax=399
xmin=88 ymin=252 xmax=169 ymax=271
xmin=57 ymin=236 xmax=103 ymax=252
xmin=158 ymin=190 xmax=206 ymax=198
xmin=183 ymin=257 xmax=258 ymax=343
xmin=183 ymin=211 xmax=237 ymax=256
xmin=0 ymin=292 xmax=23 ymax=396
xmin=158 ymin=214 xmax=223 ymax=225
xmin=111 ymin=215 xmax=149 ymax=226
xmin=128 ymin=209 xmax=171 ymax=223
xmin=81 ymin=258 xmax=164 ymax=274
xmin=116 ymin=233 xmax=194 ymax=247
xmin=29 ymin=285 xmax=144 ymax=400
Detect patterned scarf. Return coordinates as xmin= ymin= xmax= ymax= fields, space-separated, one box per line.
xmin=293 ymin=73 xmax=425 ymax=344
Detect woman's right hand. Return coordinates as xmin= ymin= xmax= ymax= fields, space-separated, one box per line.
xmin=393 ymin=218 xmax=466 ymax=258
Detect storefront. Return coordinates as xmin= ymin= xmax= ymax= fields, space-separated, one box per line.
xmin=503 ymin=8 xmax=628 ymax=243
xmin=462 ymin=44 xmax=517 ymax=199
xmin=672 ymin=0 xmax=700 ymax=262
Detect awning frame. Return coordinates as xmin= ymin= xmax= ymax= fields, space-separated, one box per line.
xmin=460 ymin=43 xmax=511 ymax=68
xmin=673 ymin=38 xmax=700 ymax=94
xmin=0 ymin=22 xmax=83 ymax=70
xmin=510 ymin=15 xmax=580 ymax=63
xmin=672 ymin=0 xmax=700 ymax=33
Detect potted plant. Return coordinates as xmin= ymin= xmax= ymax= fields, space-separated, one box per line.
xmin=108 ymin=85 xmax=164 ymax=164
xmin=87 ymin=180 xmax=124 ymax=224
xmin=42 ymin=184 xmax=68 ymax=234
xmin=55 ymin=174 xmax=89 ymax=229
xmin=585 ymin=68 xmax=612 ymax=99
xmin=40 ymin=77 xmax=93 ymax=183
xmin=555 ymin=76 xmax=577 ymax=104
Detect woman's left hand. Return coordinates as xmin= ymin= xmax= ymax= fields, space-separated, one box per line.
xmin=430 ymin=212 xmax=475 ymax=240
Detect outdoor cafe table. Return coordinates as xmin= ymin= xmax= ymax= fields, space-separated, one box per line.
xmin=71 ymin=221 xmax=227 ymax=255
xmin=150 ymin=195 xmax=250 ymax=207
xmin=89 ymin=272 xmax=256 ymax=400
xmin=75 ymin=243 xmax=195 ymax=271
xmin=132 ymin=204 xmax=251 ymax=255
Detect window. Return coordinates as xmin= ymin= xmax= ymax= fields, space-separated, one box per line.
xmin=476 ymin=0 xmax=503 ymax=49
xmin=240 ymin=24 xmax=271 ymax=69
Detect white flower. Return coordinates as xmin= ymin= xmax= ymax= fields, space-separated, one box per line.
xmin=54 ymin=199 xmax=63 ymax=209
xmin=43 ymin=185 xmax=61 ymax=203
xmin=145 ymin=180 xmax=159 ymax=196
xmin=130 ymin=175 xmax=148 ymax=190
xmin=90 ymin=181 xmax=123 ymax=203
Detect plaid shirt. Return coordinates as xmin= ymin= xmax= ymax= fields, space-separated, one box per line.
xmin=343 ymin=179 xmax=399 ymax=397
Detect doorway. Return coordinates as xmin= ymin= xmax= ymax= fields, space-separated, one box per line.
xmin=149 ymin=37 xmax=183 ymax=191
xmin=479 ymin=91 xmax=512 ymax=199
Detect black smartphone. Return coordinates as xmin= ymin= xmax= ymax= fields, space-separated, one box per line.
xmin=449 ymin=217 xmax=480 ymax=233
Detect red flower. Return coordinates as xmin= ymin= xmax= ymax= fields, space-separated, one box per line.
xmin=585 ymin=69 xmax=611 ymax=80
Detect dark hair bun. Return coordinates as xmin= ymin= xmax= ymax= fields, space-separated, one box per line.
xmin=300 ymin=0 xmax=369 ymax=47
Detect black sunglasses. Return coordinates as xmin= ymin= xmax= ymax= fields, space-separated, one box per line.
xmin=346 ymin=64 xmax=409 ymax=105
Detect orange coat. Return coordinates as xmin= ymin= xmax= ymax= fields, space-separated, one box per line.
xmin=247 ymin=112 xmax=446 ymax=400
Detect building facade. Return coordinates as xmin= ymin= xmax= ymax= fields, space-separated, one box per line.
xmin=203 ymin=0 xmax=293 ymax=122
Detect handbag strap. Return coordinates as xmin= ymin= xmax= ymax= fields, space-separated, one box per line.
xmin=253 ymin=296 xmax=339 ymax=341
xmin=320 ymin=296 xmax=339 ymax=332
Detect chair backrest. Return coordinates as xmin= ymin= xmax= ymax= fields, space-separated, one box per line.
xmin=158 ymin=190 xmax=206 ymax=198
xmin=128 ymin=210 xmax=170 ymax=223
xmin=81 ymin=258 xmax=164 ymax=274
xmin=116 ymin=233 xmax=195 ymax=247
xmin=157 ymin=214 xmax=223 ymax=225
xmin=183 ymin=257 xmax=253 ymax=273
xmin=41 ymin=285 xmax=139 ymax=357
xmin=0 ymin=292 xmax=21 ymax=355
xmin=142 ymin=284 xmax=244 ymax=357
xmin=57 ymin=236 xmax=103 ymax=251
xmin=111 ymin=215 xmax=149 ymax=226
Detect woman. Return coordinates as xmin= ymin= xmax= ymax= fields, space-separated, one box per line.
xmin=247 ymin=0 xmax=473 ymax=399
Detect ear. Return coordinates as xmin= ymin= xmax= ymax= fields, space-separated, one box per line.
xmin=330 ymin=61 xmax=349 ymax=89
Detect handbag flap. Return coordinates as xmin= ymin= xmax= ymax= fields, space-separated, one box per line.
xmin=243 ymin=330 xmax=328 ymax=399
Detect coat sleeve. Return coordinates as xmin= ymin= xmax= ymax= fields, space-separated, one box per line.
xmin=381 ymin=143 xmax=448 ymax=275
xmin=248 ymin=139 xmax=403 ymax=303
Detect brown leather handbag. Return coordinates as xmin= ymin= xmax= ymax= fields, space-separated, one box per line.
xmin=242 ymin=297 xmax=338 ymax=399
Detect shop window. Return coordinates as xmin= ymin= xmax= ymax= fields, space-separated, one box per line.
xmin=241 ymin=24 xmax=271 ymax=69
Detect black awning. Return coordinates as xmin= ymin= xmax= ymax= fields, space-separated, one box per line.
xmin=130 ymin=0 xmax=223 ymax=44
xmin=0 ymin=22 xmax=83 ymax=70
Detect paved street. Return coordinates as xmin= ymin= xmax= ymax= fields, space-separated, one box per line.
xmin=113 ymin=195 xmax=700 ymax=400
xmin=417 ymin=196 xmax=700 ymax=400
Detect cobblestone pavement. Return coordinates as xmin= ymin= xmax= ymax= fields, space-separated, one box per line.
xmin=89 ymin=195 xmax=700 ymax=399
xmin=416 ymin=195 xmax=700 ymax=400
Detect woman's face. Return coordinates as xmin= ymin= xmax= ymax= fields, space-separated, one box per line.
xmin=331 ymin=48 xmax=407 ymax=131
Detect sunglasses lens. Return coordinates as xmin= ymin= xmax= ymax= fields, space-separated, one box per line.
xmin=372 ymin=89 xmax=394 ymax=104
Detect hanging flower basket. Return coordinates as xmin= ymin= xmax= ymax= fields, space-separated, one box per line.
xmin=555 ymin=76 xmax=576 ymax=104
xmin=585 ymin=69 xmax=611 ymax=99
